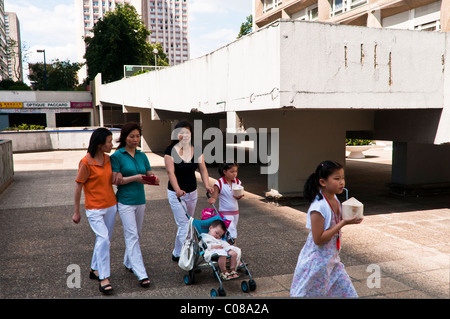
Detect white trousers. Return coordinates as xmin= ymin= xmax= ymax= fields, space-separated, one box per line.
xmin=85 ymin=204 xmax=117 ymax=280
xmin=167 ymin=189 xmax=198 ymax=257
xmin=118 ymin=202 xmax=148 ymax=280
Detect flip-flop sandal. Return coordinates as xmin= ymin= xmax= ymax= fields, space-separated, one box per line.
xmin=228 ymin=271 xmax=240 ymax=279
xmin=219 ymin=272 xmax=231 ymax=281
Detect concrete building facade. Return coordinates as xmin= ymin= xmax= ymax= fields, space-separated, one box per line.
xmin=254 ymin=0 xmax=447 ymax=32
xmin=5 ymin=12 xmax=23 ymax=82
xmin=92 ymin=20 xmax=450 ymax=197
xmin=0 ymin=0 xmax=8 ymax=80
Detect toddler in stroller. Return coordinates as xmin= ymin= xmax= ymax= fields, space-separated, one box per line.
xmin=177 ymin=197 xmax=256 ymax=297
xmin=201 ymin=220 xmax=241 ymax=280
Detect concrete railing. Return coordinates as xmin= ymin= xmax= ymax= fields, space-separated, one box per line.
xmin=0 ymin=139 xmax=14 ymax=194
xmin=0 ymin=127 xmax=121 ymax=153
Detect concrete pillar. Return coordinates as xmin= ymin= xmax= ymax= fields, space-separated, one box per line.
xmin=318 ymin=0 xmax=331 ymax=22
xmin=440 ymin=0 xmax=450 ymax=31
xmin=392 ymin=141 xmax=450 ymax=189
xmin=139 ymin=108 xmax=172 ymax=153
xmin=367 ymin=10 xmax=382 ymax=28
xmin=226 ymin=111 xmax=241 ymax=133
xmin=46 ymin=113 xmax=56 ymax=128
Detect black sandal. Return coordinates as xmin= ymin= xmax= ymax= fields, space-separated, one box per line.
xmin=139 ymin=278 xmax=150 ymax=288
xmin=99 ymin=282 xmax=114 ymax=295
xmin=89 ymin=269 xmax=99 ymax=281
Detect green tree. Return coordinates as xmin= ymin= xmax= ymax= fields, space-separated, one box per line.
xmin=84 ymin=3 xmax=168 ymax=83
xmin=237 ymin=15 xmax=253 ymax=39
xmin=0 ymin=79 xmax=31 ymax=91
xmin=28 ymin=59 xmax=83 ymax=91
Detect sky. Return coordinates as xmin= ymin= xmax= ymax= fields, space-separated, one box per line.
xmin=4 ymin=0 xmax=253 ymax=82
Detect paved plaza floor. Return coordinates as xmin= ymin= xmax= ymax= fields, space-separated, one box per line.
xmin=0 ymin=144 xmax=449 ymax=300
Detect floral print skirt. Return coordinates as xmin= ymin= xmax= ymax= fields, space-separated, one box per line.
xmin=290 ymin=231 xmax=357 ymax=297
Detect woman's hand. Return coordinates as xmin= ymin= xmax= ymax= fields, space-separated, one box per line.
xmin=176 ymin=189 xmax=186 ymax=198
xmin=112 ymin=172 xmax=123 ymax=185
xmin=72 ymin=210 xmax=81 ymax=224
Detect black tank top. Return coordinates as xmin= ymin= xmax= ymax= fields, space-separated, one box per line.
xmin=165 ymin=145 xmax=199 ymax=193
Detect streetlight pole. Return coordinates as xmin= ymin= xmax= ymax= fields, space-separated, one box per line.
xmin=153 ymin=48 xmax=158 ymax=69
xmin=37 ymin=49 xmax=47 ymax=90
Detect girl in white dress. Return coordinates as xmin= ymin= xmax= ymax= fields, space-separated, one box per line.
xmin=290 ymin=160 xmax=363 ymax=297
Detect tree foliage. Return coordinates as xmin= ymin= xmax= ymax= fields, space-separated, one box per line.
xmin=0 ymin=79 xmax=31 ymax=91
xmin=84 ymin=3 xmax=168 ymax=83
xmin=237 ymin=15 xmax=253 ymax=39
xmin=28 ymin=60 xmax=83 ymax=91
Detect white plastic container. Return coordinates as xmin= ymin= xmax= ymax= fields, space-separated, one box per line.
xmin=342 ymin=197 xmax=364 ymax=220
xmin=232 ymin=185 xmax=244 ymax=197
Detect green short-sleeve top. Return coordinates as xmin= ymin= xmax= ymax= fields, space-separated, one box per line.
xmin=111 ymin=148 xmax=151 ymax=205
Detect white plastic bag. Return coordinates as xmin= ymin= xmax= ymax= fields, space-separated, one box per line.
xmin=178 ymin=218 xmax=195 ymax=271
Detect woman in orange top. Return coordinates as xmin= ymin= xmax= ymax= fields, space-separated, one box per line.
xmin=72 ymin=128 xmax=117 ymax=295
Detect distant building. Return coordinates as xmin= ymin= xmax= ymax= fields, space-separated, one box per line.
xmin=254 ymin=0 xmax=446 ymax=32
xmin=5 ymin=12 xmax=23 ymax=82
xmin=0 ymin=0 xmax=9 ymax=80
xmin=75 ymin=0 xmax=189 ymax=82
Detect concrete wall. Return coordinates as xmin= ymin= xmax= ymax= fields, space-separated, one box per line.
xmin=0 ymin=128 xmax=120 ymax=153
xmin=96 ymin=20 xmax=450 ymax=144
xmin=0 ymin=140 xmax=14 ymax=194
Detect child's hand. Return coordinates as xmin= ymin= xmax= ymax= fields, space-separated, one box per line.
xmin=343 ymin=216 xmax=363 ymax=225
xmin=208 ymin=197 xmax=216 ymax=205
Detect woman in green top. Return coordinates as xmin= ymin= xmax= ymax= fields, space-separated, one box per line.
xmin=111 ymin=122 xmax=159 ymax=288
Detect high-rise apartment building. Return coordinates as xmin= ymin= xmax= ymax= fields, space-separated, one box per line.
xmin=0 ymin=0 xmax=8 ymax=80
xmin=76 ymin=0 xmax=189 ymax=82
xmin=254 ymin=0 xmax=447 ymax=32
xmin=5 ymin=12 xmax=23 ymax=82
xmin=141 ymin=0 xmax=190 ymax=65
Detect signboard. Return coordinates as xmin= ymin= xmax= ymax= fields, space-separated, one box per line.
xmin=23 ymin=102 xmax=70 ymax=108
xmin=0 ymin=102 xmax=23 ymax=108
xmin=71 ymin=102 xmax=93 ymax=108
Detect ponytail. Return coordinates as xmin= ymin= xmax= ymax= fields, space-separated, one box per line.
xmin=303 ymin=160 xmax=343 ymax=202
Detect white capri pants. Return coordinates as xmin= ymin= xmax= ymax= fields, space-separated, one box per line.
xmin=118 ymin=202 xmax=148 ymax=280
xmin=85 ymin=204 xmax=117 ymax=280
xmin=167 ymin=189 xmax=198 ymax=258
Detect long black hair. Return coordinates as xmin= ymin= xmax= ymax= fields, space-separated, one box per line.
xmin=303 ymin=160 xmax=343 ymax=202
xmin=117 ymin=122 xmax=142 ymax=149
xmin=87 ymin=127 xmax=112 ymax=158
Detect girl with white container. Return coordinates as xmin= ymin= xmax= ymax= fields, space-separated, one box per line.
xmin=290 ymin=160 xmax=363 ymax=297
xmin=207 ymin=162 xmax=244 ymax=241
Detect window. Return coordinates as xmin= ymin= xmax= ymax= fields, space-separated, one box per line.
xmin=329 ymin=0 xmax=367 ymax=17
xmin=263 ymin=0 xmax=282 ymax=13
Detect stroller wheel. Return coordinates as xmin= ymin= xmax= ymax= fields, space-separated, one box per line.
xmin=210 ymin=289 xmax=218 ymax=297
xmin=249 ymin=279 xmax=257 ymax=291
xmin=183 ymin=270 xmax=195 ymax=285
xmin=218 ymin=287 xmax=226 ymax=296
xmin=241 ymin=281 xmax=249 ymax=293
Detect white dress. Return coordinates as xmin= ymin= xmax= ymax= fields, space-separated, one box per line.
xmin=290 ymin=193 xmax=358 ymax=297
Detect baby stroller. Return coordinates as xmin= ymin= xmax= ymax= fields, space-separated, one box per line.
xmin=177 ymin=195 xmax=256 ymax=297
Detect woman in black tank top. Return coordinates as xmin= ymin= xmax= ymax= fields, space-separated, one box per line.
xmin=164 ymin=120 xmax=213 ymax=261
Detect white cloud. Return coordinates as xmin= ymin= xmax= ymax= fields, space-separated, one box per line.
xmin=6 ymin=2 xmax=77 ymax=63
